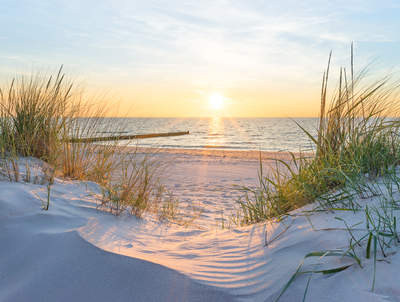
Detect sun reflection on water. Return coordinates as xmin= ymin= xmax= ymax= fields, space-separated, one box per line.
xmin=206 ymin=117 xmax=225 ymax=148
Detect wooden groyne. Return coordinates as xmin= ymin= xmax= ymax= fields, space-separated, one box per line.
xmin=69 ymin=131 xmax=190 ymax=143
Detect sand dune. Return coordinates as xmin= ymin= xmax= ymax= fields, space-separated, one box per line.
xmin=1 ymin=152 xmax=400 ymax=301
xmin=0 ymin=182 xmax=235 ymax=302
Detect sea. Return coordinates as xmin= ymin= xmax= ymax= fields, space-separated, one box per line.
xmin=99 ymin=117 xmax=319 ymax=152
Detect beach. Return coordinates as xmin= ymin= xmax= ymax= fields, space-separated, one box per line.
xmin=2 ymin=2 xmax=399 ymax=300
xmin=135 ymin=148 xmax=293 ymax=227
xmin=2 ymin=149 xmax=400 ymax=301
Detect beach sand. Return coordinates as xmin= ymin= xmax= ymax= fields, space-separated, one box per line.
xmin=130 ymin=147 xmax=300 ymax=227
xmin=1 ymin=150 xmax=399 ymax=301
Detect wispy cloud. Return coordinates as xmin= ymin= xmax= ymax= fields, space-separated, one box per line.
xmin=0 ymin=0 xmax=399 ymax=116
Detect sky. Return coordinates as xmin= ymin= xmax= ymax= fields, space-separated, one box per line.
xmin=0 ymin=0 xmax=400 ymax=117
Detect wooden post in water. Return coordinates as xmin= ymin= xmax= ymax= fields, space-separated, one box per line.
xmin=68 ymin=131 xmax=190 ymax=143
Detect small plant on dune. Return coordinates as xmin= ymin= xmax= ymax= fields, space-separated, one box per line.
xmin=238 ymin=45 xmax=400 ymax=224
xmin=159 ymin=190 xmax=180 ymax=222
xmin=98 ymin=153 xmax=194 ymax=222
xmin=97 ymin=151 xmax=165 ymax=218
xmin=275 ymin=171 xmax=400 ymax=301
xmin=150 ymin=185 xmax=203 ymax=226
xmin=0 ymin=156 xmax=20 ymax=182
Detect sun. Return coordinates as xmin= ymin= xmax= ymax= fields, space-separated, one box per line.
xmin=209 ymin=93 xmax=225 ymax=111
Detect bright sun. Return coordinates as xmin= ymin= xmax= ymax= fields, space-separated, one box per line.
xmin=209 ymin=93 xmax=225 ymax=111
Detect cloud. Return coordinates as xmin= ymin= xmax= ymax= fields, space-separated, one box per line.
xmin=1 ymin=0 xmax=399 ymax=89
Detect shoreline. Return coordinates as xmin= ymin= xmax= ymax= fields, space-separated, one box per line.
xmin=123 ymin=146 xmax=314 ymax=161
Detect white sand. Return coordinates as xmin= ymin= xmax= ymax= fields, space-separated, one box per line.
xmin=1 ymin=150 xmax=400 ymax=301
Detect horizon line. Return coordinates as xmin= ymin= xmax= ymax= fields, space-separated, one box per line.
xmin=99 ymin=116 xmax=320 ymax=119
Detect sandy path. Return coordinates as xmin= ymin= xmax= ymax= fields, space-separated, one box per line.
xmin=157 ymin=151 xmax=261 ymax=227
xmin=134 ymin=148 xmax=294 ymax=228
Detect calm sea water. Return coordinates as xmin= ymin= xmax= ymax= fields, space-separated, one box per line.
xmin=99 ymin=118 xmax=319 ymax=152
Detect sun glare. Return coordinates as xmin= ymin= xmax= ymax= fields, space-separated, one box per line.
xmin=209 ymin=93 xmax=224 ymax=111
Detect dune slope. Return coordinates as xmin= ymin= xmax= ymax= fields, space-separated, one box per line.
xmin=0 ymin=182 xmax=235 ymax=302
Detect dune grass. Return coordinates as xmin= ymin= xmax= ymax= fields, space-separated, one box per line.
xmin=233 ymin=47 xmax=400 ymax=300
xmin=0 ymin=67 xmax=176 ymax=218
xmin=0 ymin=67 xmax=72 ymax=161
xmin=238 ymin=48 xmax=400 ymax=224
xmin=275 ymin=168 xmax=400 ymax=301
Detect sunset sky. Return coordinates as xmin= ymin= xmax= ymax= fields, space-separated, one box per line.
xmin=1 ymin=1 xmax=400 ymax=117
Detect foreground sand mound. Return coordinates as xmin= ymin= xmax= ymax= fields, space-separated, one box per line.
xmin=2 ymin=153 xmax=400 ymax=301
xmin=0 ymin=182 xmax=235 ymax=302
